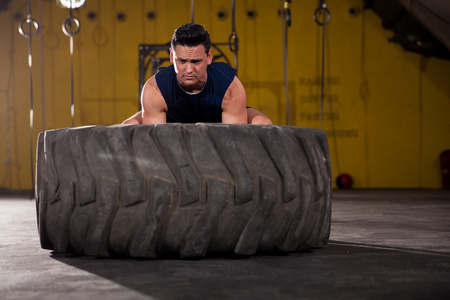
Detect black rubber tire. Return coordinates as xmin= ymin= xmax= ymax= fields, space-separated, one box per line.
xmin=35 ymin=124 xmax=332 ymax=258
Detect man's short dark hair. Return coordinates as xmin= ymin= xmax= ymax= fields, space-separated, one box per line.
xmin=171 ymin=23 xmax=211 ymax=53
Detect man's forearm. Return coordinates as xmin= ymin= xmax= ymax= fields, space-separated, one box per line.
xmin=247 ymin=108 xmax=273 ymax=125
xmin=122 ymin=111 xmax=142 ymax=125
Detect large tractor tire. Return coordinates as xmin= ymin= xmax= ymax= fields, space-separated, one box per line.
xmin=35 ymin=124 xmax=332 ymax=258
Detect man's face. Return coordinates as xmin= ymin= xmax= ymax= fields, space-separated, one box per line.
xmin=170 ymin=44 xmax=212 ymax=92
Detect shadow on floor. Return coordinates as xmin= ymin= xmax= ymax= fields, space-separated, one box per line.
xmin=0 ymin=187 xmax=34 ymax=199
xmin=50 ymin=242 xmax=450 ymax=300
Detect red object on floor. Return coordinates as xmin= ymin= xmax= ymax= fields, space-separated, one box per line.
xmin=440 ymin=150 xmax=450 ymax=189
xmin=336 ymin=173 xmax=353 ymax=189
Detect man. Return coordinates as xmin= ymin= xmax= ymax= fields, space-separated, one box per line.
xmin=122 ymin=23 xmax=272 ymax=125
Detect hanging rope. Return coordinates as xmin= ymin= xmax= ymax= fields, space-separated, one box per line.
xmin=228 ymin=0 xmax=239 ymax=70
xmin=62 ymin=2 xmax=81 ymax=127
xmin=314 ymin=0 xmax=331 ymax=129
xmin=18 ymin=0 xmax=40 ymax=194
xmin=281 ymin=0 xmax=292 ymax=126
xmin=4 ymin=89 xmax=12 ymax=183
xmin=39 ymin=0 xmax=46 ymax=131
xmin=191 ymin=0 xmax=195 ymax=23
xmin=2 ymin=9 xmax=16 ymax=188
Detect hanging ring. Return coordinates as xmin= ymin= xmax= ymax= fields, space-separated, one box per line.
xmin=62 ymin=17 xmax=81 ymax=37
xmin=18 ymin=17 xmax=40 ymax=38
xmin=228 ymin=32 xmax=239 ymax=53
xmin=314 ymin=5 xmax=331 ymax=26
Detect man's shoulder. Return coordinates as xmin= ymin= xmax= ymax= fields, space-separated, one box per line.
xmin=209 ymin=62 xmax=236 ymax=81
xmin=156 ymin=64 xmax=175 ymax=76
xmin=210 ymin=62 xmax=235 ymax=71
xmin=155 ymin=64 xmax=175 ymax=87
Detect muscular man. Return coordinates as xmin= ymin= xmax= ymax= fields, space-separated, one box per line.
xmin=122 ymin=23 xmax=272 ymax=125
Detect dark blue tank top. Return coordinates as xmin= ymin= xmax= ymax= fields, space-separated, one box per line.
xmin=155 ymin=62 xmax=237 ymax=123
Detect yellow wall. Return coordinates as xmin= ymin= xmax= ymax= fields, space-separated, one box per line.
xmin=1 ymin=0 xmax=449 ymax=190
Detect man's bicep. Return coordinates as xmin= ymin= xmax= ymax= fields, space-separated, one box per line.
xmin=221 ymin=77 xmax=247 ymax=124
xmin=141 ymin=77 xmax=168 ymax=124
xmin=142 ymin=108 xmax=166 ymax=124
xmin=222 ymin=102 xmax=246 ymax=123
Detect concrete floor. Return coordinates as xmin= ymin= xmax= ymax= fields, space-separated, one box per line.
xmin=1 ymin=189 xmax=449 ymax=299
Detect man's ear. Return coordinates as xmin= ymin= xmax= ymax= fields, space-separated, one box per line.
xmin=207 ymin=49 xmax=212 ymax=64
xmin=169 ymin=48 xmax=174 ymax=63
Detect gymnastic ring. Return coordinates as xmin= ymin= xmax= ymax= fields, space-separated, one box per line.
xmin=228 ymin=32 xmax=239 ymax=53
xmin=313 ymin=6 xmax=331 ymax=26
xmin=62 ymin=17 xmax=81 ymax=37
xmin=18 ymin=18 xmax=40 ymax=38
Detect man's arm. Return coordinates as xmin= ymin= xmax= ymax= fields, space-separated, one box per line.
xmin=221 ymin=76 xmax=247 ymax=124
xmin=141 ymin=76 xmax=168 ymax=124
xmin=122 ymin=111 xmax=142 ymax=125
xmin=122 ymin=74 xmax=272 ymax=126
xmin=247 ymin=107 xmax=273 ymax=125
xmin=122 ymin=107 xmax=273 ymax=125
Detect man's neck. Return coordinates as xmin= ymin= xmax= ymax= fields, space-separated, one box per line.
xmin=178 ymin=81 xmax=204 ymax=95
xmin=178 ymin=77 xmax=207 ymax=94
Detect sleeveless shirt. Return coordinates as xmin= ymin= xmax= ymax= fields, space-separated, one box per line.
xmin=155 ymin=62 xmax=237 ymax=123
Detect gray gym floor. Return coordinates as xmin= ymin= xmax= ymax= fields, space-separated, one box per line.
xmin=1 ymin=189 xmax=449 ymax=299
